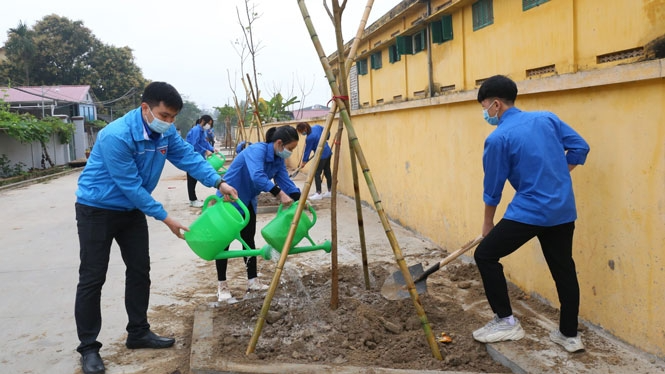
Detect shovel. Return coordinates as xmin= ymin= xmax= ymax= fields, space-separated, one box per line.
xmin=289 ymin=166 xmax=302 ymax=179
xmin=380 ymin=235 xmax=484 ymax=300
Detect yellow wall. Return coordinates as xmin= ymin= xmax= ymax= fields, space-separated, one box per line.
xmin=319 ymin=0 xmax=665 ymax=357
xmin=330 ymin=72 xmax=665 ymax=356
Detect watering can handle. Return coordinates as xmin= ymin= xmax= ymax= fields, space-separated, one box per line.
xmin=277 ymin=203 xmax=317 ymax=225
xmin=202 ymin=196 xmax=251 ymax=228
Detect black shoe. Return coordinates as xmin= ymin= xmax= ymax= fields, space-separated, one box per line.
xmin=81 ymin=352 xmax=105 ymax=374
xmin=125 ymin=330 xmax=175 ymax=349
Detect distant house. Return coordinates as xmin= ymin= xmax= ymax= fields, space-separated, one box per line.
xmin=292 ymin=104 xmax=331 ymax=120
xmin=0 ymin=85 xmax=98 ymax=121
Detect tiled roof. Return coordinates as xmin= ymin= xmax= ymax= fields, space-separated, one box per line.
xmin=0 ymin=85 xmax=92 ymax=104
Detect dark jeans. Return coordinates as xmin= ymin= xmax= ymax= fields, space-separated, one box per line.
xmin=215 ymin=204 xmax=258 ymax=281
xmin=186 ymin=173 xmax=198 ymax=201
xmin=314 ymin=156 xmax=332 ymax=194
xmin=74 ymin=203 xmax=151 ymax=354
xmin=474 ymin=219 xmax=580 ymax=337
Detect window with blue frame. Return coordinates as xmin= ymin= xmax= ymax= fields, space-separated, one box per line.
xmin=431 ymin=15 xmax=453 ymax=44
xmin=523 ymin=0 xmax=549 ymax=11
xmin=472 ymin=0 xmax=494 ymax=31
xmin=357 ymin=58 xmax=368 ymax=75
xmin=371 ymin=51 xmax=382 ymax=70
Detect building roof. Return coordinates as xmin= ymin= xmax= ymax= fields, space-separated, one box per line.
xmin=0 ymin=85 xmax=93 ymax=104
xmin=293 ymin=104 xmax=332 ymax=120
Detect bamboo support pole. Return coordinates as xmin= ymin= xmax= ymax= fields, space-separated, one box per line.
xmin=241 ymin=76 xmax=263 ymax=142
xmin=246 ymin=100 xmax=339 ymax=355
xmin=327 ymin=0 xmax=376 ymax=306
xmin=295 ymin=0 xmax=442 ymax=360
xmin=245 ymin=73 xmax=265 ymax=142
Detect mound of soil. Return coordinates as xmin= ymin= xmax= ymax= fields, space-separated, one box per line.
xmin=209 ymin=263 xmax=511 ymax=373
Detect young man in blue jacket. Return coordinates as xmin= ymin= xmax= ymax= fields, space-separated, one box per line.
xmin=74 ymin=82 xmax=238 ymax=374
xmin=472 ymin=75 xmax=589 ymax=353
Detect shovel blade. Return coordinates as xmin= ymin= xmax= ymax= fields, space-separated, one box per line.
xmin=380 ymin=263 xmax=428 ymax=300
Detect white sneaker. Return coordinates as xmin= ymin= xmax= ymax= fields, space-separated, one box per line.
xmin=217 ymin=281 xmax=232 ymax=301
xmin=472 ymin=316 xmax=525 ymax=343
xmin=190 ymin=200 xmax=204 ymax=208
xmin=247 ymin=277 xmax=269 ymax=292
xmin=309 ymin=193 xmax=323 ymax=201
xmin=322 ymin=191 xmax=331 ymax=198
xmin=549 ymin=329 xmax=585 ymax=352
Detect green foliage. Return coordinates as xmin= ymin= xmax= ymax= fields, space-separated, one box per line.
xmin=256 ymin=93 xmax=299 ymax=122
xmin=215 ymin=104 xmax=239 ymax=127
xmin=0 ymin=108 xmax=74 ymax=145
xmin=87 ymin=119 xmax=107 ymax=128
xmin=0 ymin=15 xmax=147 ymax=117
xmin=174 ymin=101 xmax=203 ymax=137
xmin=0 ymin=154 xmax=26 ymax=178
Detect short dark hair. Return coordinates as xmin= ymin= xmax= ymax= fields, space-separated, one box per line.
xmin=142 ymin=82 xmax=184 ymax=111
xmin=477 ymin=75 xmax=518 ymax=104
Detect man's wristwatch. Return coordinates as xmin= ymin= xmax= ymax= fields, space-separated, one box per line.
xmin=214 ymin=178 xmax=225 ymax=189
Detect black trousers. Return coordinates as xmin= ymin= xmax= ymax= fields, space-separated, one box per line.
xmin=74 ymin=203 xmax=151 ymax=354
xmin=474 ymin=219 xmax=580 ymax=337
xmin=314 ymin=156 xmax=332 ymax=193
xmin=215 ymin=204 xmax=258 ymax=281
xmin=186 ymin=173 xmax=198 ymax=201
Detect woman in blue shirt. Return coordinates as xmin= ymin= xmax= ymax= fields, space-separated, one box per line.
xmin=185 ymin=115 xmax=216 ymax=207
xmin=215 ymin=125 xmax=301 ymax=301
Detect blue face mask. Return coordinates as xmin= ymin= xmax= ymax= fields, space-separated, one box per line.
xmin=482 ymin=101 xmax=499 ymax=126
xmin=146 ymin=108 xmax=173 ymax=133
xmin=276 ymin=146 xmax=292 ymax=159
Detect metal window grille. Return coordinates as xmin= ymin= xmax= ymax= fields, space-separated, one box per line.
xmin=597 ymin=47 xmax=644 ymax=64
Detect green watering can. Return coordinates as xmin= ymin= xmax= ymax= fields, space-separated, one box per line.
xmin=185 ymin=196 xmax=264 ymax=261
xmin=260 ymin=203 xmax=332 ymax=259
xmin=206 ymin=151 xmax=227 ymax=175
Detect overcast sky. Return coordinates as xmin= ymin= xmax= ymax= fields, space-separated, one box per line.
xmin=1 ymin=1 xmax=399 ymax=112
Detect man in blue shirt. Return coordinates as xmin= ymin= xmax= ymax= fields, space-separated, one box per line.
xmin=74 ymin=82 xmax=238 ymax=374
xmin=472 ymin=75 xmax=590 ymax=353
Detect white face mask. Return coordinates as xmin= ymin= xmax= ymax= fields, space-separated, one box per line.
xmin=146 ymin=108 xmax=172 ymax=133
xmin=203 ymin=124 xmax=211 ymax=130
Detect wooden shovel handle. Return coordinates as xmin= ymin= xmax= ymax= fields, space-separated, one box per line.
xmin=413 ymin=235 xmax=484 ymax=283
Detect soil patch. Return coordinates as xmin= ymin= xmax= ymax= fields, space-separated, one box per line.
xmin=209 ymin=263 xmax=510 ymax=372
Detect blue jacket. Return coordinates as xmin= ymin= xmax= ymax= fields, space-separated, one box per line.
xmin=221 ymin=142 xmax=300 ymax=212
xmin=483 ymin=107 xmax=590 ymax=226
xmin=186 ymin=125 xmax=214 ymax=156
xmin=302 ymin=125 xmax=332 ymax=162
xmin=76 ymin=107 xmax=222 ymax=220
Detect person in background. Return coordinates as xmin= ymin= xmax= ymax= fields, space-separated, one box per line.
xmin=295 ymin=122 xmax=332 ymax=200
xmin=185 ymin=115 xmax=216 ymax=207
xmin=472 ymin=75 xmax=590 ymax=353
xmin=215 ymin=125 xmax=301 ymax=302
xmin=74 ymin=82 xmax=238 ymax=374
xmin=236 ymin=140 xmax=251 ymax=155
xmin=206 ymin=123 xmax=215 ymax=147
